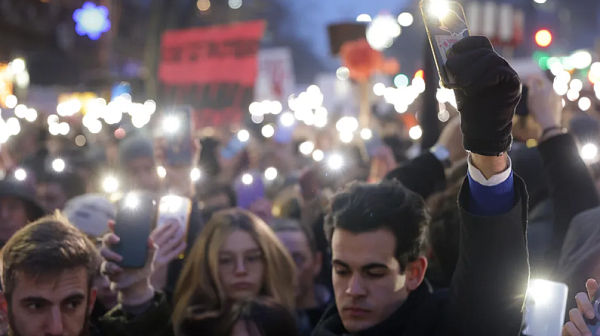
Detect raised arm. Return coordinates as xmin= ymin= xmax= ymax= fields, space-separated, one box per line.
xmin=442 ymin=36 xmax=529 ymax=336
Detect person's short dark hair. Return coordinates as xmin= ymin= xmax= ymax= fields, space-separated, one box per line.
xmin=38 ymin=170 xmax=87 ymax=200
xmin=271 ymin=218 xmax=318 ymax=254
xmin=199 ymin=183 xmax=237 ymax=208
xmin=182 ymin=297 xmax=299 ymax=336
xmin=0 ymin=212 xmax=100 ymax=302
xmin=325 ymin=181 xmax=429 ymax=272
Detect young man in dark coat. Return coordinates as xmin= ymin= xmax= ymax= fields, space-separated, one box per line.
xmin=311 ymin=36 xmax=530 ymax=336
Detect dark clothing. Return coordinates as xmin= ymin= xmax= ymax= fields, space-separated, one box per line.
xmin=312 ymin=176 xmax=529 ymax=336
xmin=298 ymin=286 xmax=333 ymax=336
xmin=384 ymin=152 xmax=446 ymax=200
xmin=538 ymin=134 xmax=600 ymax=271
xmin=95 ymin=292 xmax=173 ymax=336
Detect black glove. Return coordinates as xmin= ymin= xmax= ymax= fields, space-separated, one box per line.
xmin=446 ymin=36 xmax=522 ymax=156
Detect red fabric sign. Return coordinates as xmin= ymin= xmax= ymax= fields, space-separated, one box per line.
xmin=159 ymin=21 xmax=265 ymax=127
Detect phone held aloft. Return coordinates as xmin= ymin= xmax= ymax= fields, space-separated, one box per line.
xmin=161 ymin=105 xmax=195 ymax=166
xmin=111 ymin=193 xmax=191 ymax=268
xmin=420 ymin=0 xmax=470 ymax=88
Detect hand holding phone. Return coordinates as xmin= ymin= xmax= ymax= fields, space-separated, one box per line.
xmin=110 ymin=193 xmax=157 ymax=269
xmin=562 ymin=279 xmax=599 ymax=336
xmin=100 ymin=221 xmax=156 ymax=305
xmin=420 ymin=0 xmax=470 ymax=88
xmin=155 ymin=195 xmax=191 ymax=261
xmin=161 ymin=106 xmax=195 ymax=166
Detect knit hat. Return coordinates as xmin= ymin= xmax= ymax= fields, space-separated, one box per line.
xmin=63 ymin=194 xmax=115 ymax=238
xmin=118 ymin=134 xmax=154 ymax=167
xmin=0 ymin=177 xmax=47 ymax=220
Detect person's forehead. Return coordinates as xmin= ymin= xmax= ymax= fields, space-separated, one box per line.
xmin=276 ymin=230 xmax=310 ymax=252
xmin=127 ymin=157 xmax=154 ymax=169
xmin=12 ymin=268 xmax=89 ymax=301
xmin=331 ymin=228 xmax=397 ymax=266
xmin=220 ymin=230 xmax=260 ymax=252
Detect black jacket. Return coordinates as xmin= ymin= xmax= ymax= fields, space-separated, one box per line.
xmin=312 ymin=176 xmax=530 ymax=336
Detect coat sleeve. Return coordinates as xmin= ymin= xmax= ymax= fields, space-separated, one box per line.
xmin=537 ymin=134 xmax=600 ymax=270
xmin=384 ymin=152 xmax=446 ymax=199
xmin=97 ymin=292 xmax=174 ymax=336
xmin=443 ymin=175 xmax=529 ymax=336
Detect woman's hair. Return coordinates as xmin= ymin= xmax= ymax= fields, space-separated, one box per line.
xmin=181 ymin=297 xmax=300 ymax=336
xmin=173 ymin=208 xmax=296 ymax=335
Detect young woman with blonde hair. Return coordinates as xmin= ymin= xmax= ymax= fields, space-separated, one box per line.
xmin=172 ymin=208 xmax=296 ymax=335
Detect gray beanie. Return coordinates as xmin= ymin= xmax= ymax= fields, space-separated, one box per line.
xmin=119 ymin=134 xmax=155 ymax=166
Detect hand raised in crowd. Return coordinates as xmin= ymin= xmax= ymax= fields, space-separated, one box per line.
xmin=149 ymin=220 xmax=187 ymax=290
xmin=446 ymin=36 xmax=522 ymax=157
xmin=154 ymin=136 xmax=201 ymax=197
xmin=100 ymin=221 xmax=156 ymax=307
xmin=436 ymin=117 xmax=465 ymax=164
xmin=563 ymin=279 xmax=598 ymax=336
xmin=526 ymin=74 xmax=563 ymax=141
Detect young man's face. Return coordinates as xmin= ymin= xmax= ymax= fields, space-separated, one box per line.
xmin=37 ymin=182 xmax=68 ymax=213
xmin=0 ymin=197 xmax=29 ymax=244
xmin=126 ymin=157 xmax=160 ymax=193
xmin=331 ymin=228 xmax=420 ymax=333
xmin=7 ymin=267 xmax=96 ymax=336
xmin=276 ymin=231 xmax=321 ymax=305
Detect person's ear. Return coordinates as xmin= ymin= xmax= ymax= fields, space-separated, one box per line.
xmin=405 ymin=256 xmax=428 ymax=292
xmin=88 ymin=287 xmax=97 ymax=315
xmin=313 ymin=251 xmax=323 ymax=277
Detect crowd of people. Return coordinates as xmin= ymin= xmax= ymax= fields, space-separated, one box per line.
xmin=0 ymin=36 xmax=600 ymax=336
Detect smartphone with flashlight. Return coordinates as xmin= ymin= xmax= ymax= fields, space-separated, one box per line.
xmin=111 ymin=193 xmax=157 ymax=268
xmin=221 ymin=134 xmax=248 ymax=160
xmin=163 ymin=106 xmax=194 ymax=166
xmin=157 ymin=195 xmax=192 ymax=250
xmin=420 ymin=0 xmax=470 ymax=88
xmin=523 ymin=279 xmax=568 ymax=336
xmin=234 ymin=173 xmax=265 ymax=209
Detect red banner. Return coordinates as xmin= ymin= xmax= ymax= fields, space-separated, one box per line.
xmin=159 ymin=21 xmax=265 ymax=127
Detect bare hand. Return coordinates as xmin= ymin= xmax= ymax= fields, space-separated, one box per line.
xmin=526 ymin=75 xmax=562 ymax=131
xmin=100 ymin=221 xmax=156 ymax=306
xmin=563 ymin=279 xmax=598 ymax=336
xmin=150 ymin=220 xmax=187 ymax=269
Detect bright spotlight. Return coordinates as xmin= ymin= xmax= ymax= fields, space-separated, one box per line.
xmin=264 ymin=167 xmax=278 ymax=181
xmin=299 ymin=141 xmax=315 ymax=155
xmin=190 ymin=168 xmax=201 ymax=182
xmin=162 ymin=116 xmax=180 ymax=133
xmin=409 ymin=126 xmax=423 ymax=140
xmin=261 ymin=124 xmax=275 ymax=138
xmin=312 ymin=150 xmax=324 ymax=162
xmin=125 ymin=194 xmax=139 ymax=209
xmin=102 ymin=176 xmax=119 ymax=193
xmin=157 ymin=166 xmax=167 ymax=178
xmin=327 ymin=154 xmax=344 ymax=170
xmin=237 ymin=130 xmax=250 ymax=142
xmin=581 ymin=143 xmax=598 ymax=161
xmin=14 ymin=168 xmax=27 ymax=181
xmin=361 ymin=129 xmax=373 ymax=140
xmin=52 ymin=159 xmax=66 ymax=173
xmin=242 ymin=173 xmax=254 ymax=185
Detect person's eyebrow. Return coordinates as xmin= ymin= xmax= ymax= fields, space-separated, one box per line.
xmin=332 ymin=260 xmax=350 ymax=268
xmin=61 ymin=293 xmax=86 ymax=304
xmin=21 ymin=297 xmax=51 ymax=304
xmin=361 ymin=263 xmax=390 ymax=272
